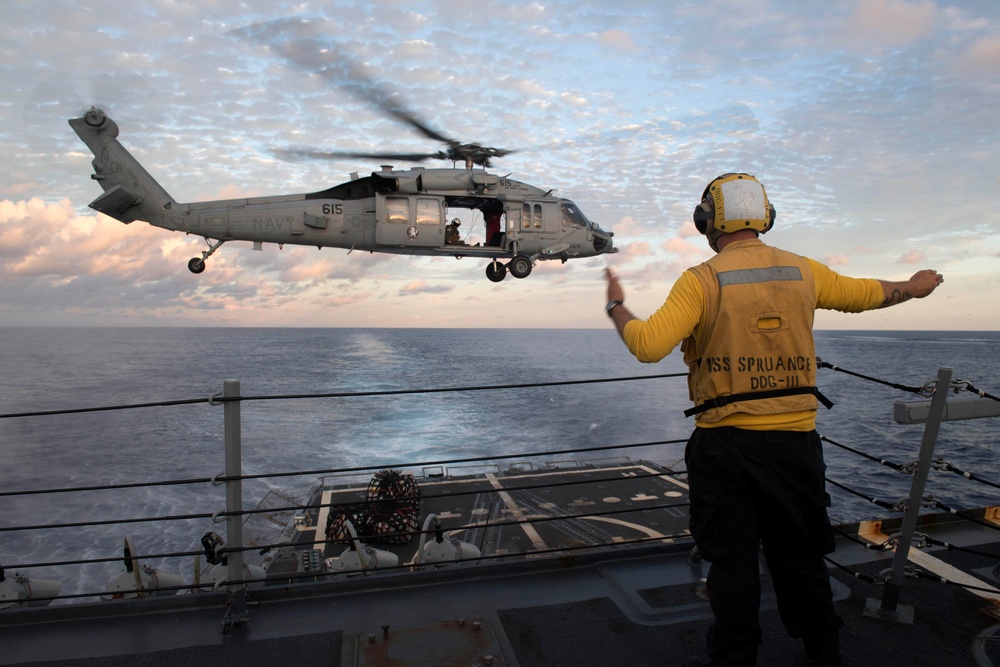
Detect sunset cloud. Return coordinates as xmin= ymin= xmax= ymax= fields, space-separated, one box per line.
xmin=897 ymin=250 xmax=927 ymax=264
xmin=824 ymin=254 xmax=851 ymax=266
xmin=399 ymin=280 xmax=454 ymax=296
xmin=0 ymin=0 xmax=995 ymax=328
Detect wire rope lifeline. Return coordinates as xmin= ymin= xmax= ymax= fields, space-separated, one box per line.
xmin=0 ymin=372 xmax=685 ymax=420
xmin=922 ymin=535 xmax=1000 ymax=560
xmin=928 ymin=499 xmax=1000 ymax=532
xmin=0 ymin=529 xmax=695 ymax=605
xmin=0 ymin=455 xmax=687 ymax=534
xmin=820 ymin=434 xmax=907 ymax=472
xmin=5 ymin=496 xmax=692 ymax=573
xmin=825 ymin=477 xmax=898 ymax=512
xmin=0 ymin=437 xmax=686 ymax=500
xmin=817 ymin=357 xmax=927 ymax=394
xmin=818 ymin=357 xmax=1000 ymax=403
xmin=932 ymin=458 xmax=1000 ymax=490
xmin=821 ymin=435 xmax=1000 ymax=493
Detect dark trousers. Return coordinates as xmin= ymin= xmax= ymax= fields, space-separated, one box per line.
xmin=685 ymin=427 xmax=842 ymax=666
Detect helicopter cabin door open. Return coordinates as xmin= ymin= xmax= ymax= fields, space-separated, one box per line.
xmin=376 ymin=194 xmax=445 ymax=246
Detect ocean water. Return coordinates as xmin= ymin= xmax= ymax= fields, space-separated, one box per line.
xmin=1 ymin=327 xmax=998 ymax=599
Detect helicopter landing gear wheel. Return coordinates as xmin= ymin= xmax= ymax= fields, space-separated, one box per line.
xmin=188 ymin=238 xmax=226 ymax=274
xmin=485 ymin=261 xmax=507 ymax=283
xmin=508 ymin=255 xmax=533 ymax=279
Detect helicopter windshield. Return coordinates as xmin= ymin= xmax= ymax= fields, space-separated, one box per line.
xmin=560 ymin=200 xmax=590 ymax=230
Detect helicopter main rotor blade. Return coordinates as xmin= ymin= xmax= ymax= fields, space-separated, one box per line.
xmin=232 ymin=18 xmax=518 ymax=168
xmin=232 ymin=18 xmax=457 ymax=147
xmin=275 ymin=148 xmax=446 ymax=163
xmin=328 ymin=74 xmax=455 ymax=147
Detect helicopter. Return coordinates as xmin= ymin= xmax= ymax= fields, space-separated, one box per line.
xmin=69 ymin=102 xmax=616 ymax=282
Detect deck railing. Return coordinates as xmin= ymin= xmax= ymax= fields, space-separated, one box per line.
xmin=2 ymin=364 xmax=998 ymax=627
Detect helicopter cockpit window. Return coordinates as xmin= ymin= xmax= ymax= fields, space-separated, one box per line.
xmin=386 ymin=196 xmax=409 ymax=225
xmin=560 ymin=202 xmax=587 ymax=229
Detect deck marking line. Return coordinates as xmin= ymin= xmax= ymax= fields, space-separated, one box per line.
xmin=315 ymin=490 xmax=333 ymax=545
xmin=638 ymin=464 xmax=690 ymax=491
xmin=580 ymin=516 xmax=677 ymax=544
xmin=485 ymin=473 xmax=549 ymax=551
xmin=872 ymin=530 xmax=1000 ymax=606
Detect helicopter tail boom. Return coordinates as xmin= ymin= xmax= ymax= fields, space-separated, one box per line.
xmin=69 ymin=109 xmax=175 ymax=225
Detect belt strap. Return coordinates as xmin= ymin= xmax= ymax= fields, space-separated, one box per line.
xmin=684 ymin=386 xmax=834 ymax=418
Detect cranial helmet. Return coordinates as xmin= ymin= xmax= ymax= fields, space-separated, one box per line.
xmin=692 ymin=173 xmax=776 ymax=250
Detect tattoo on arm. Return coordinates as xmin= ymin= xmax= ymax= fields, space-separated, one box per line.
xmin=880 ymin=286 xmax=911 ymax=308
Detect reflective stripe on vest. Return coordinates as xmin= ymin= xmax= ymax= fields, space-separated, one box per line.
xmin=716 ymin=265 xmax=803 ymax=286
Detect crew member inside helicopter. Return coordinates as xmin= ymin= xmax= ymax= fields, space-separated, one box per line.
xmin=446 ymin=218 xmax=462 ymax=245
xmin=485 ymin=210 xmax=503 ymax=246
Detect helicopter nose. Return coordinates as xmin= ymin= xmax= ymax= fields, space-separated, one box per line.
xmin=593 ymin=230 xmax=616 ymax=254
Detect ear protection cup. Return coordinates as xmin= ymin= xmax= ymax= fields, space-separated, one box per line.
xmin=692 ymin=200 xmax=714 ymax=234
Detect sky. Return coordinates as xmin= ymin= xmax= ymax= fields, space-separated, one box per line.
xmin=1 ymin=0 xmax=998 ymax=330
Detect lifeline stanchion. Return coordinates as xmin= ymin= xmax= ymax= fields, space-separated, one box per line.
xmin=866 ymin=367 xmax=952 ymax=624
xmin=219 ymin=379 xmax=249 ymax=628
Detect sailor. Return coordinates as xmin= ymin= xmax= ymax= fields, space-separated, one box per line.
xmin=446 ymin=218 xmax=461 ymax=245
xmin=603 ymin=173 xmax=944 ymax=667
xmin=485 ymin=210 xmax=503 ymax=246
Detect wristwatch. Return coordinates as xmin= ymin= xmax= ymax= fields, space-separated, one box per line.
xmin=605 ymin=300 xmax=623 ymax=317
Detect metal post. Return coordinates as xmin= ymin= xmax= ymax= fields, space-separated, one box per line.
xmin=869 ymin=367 xmax=953 ymax=622
xmin=222 ymin=379 xmax=248 ymax=627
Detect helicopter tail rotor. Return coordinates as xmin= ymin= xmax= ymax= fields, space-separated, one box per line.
xmin=25 ymin=67 xmax=157 ymax=173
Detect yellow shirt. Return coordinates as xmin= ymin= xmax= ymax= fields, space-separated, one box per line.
xmin=622 ymin=239 xmax=884 ymax=430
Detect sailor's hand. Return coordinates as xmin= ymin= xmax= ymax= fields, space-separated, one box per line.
xmin=908 ymin=269 xmax=944 ymax=298
xmin=604 ymin=267 xmax=624 ymax=303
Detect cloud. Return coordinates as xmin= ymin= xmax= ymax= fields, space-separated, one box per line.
xmin=609 ymin=216 xmax=644 ymax=238
xmin=844 ymin=0 xmax=937 ymax=49
xmin=897 ymin=249 xmax=926 ymax=264
xmin=558 ymin=92 xmax=589 ymax=107
xmin=0 ymin=198 xmax=159 ymax=278
xmin=951 ymin=36 xmax=1000 ymax=76
xmin=398 ymin=280 xmax=454 ymax=296
xmin=678 ymin=221 xmax=702 ymax=239
xmin=824 ymin=254 xmax=851 ymax=266
xmin=269 ymin=246 xmax=392 ymax=284
xmin=662 ymin=236 xmax=711 ymax=265
xmin=0 ymin=197 xmax=380 ymax=324
xmin=212 ymin=183 xmax=264 ymax=200
xmin=596 ymin=29 xmax=638 ymax=52
xmin=612 ymin=241 xmax=652 ymax=265
xmin=2 ymin=0 xmax=999 ymax=329
xmin=391 ymin=40 xmax=436 ymax=60
xmin=278 ymin=257 xmax=340 ymax=283
xmin=620 ymin=261 xmax=684 ymax=290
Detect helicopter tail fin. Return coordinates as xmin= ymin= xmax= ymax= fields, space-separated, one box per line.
xmin=68 ymin=108 xmax=176 ymax=224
